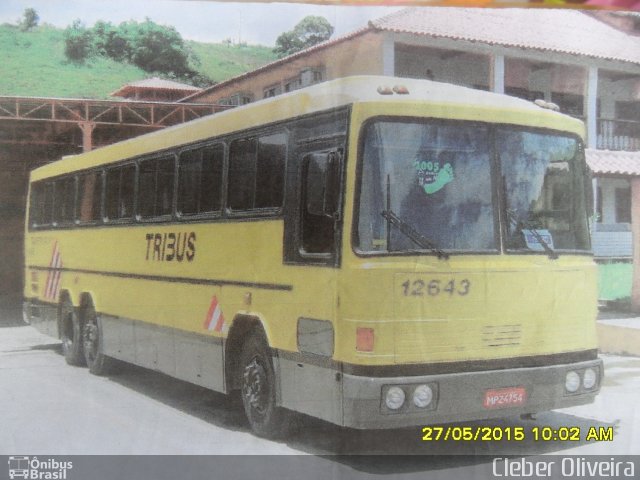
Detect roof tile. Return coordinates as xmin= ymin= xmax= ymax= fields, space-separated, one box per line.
xmin=586 ymin=148 xmax=640 ymax=175
xmin=371 ymin=8 xmax=640 ymax=65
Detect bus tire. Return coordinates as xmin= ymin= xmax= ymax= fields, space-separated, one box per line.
xmin=59 ymin=296 xmax=85 ymax=366
xmin=82 ymin=302 xmax=114 ymax=376
xmin=239 ymin=330 xmax=289 ymax=438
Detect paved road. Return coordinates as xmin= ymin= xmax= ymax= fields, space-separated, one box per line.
xmin=1 ymin=323 xmax=638 ymax=473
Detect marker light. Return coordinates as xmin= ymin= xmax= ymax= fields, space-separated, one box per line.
xmin=385 ymin=386 xmax=405 ymax=410
xmin=583 ymin=368 xmax=597 ymax=389
xmin=413 ymin=384 xmax=433 ymax=408
xmin=377 ymin=85 xmax=393 ymax=95
xmin=356 ymin=327 xmax=374 ymax=352
xmin=565 ymin=371 xmax=580 ymax=393
xmin=534 ymin=99 xmax=560 ymax=112
xmin=393 ymin=85 xmax=410 ymax=94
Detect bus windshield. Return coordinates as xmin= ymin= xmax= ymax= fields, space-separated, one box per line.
xmin=356 ymin=119 xmax=590 ymax=255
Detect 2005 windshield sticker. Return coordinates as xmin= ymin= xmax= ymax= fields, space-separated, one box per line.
xmin=414 ymin=156 xmax=454 ymax=195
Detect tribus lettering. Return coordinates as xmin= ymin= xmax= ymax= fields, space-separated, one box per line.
xmin=145 ymin=232 xmax=196 ymax=262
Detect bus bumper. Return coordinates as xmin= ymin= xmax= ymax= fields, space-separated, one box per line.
xmin=23 ymin=298 xmax=59 ymax=338
xmin=340 ymin=358 xmax=603 ymax=429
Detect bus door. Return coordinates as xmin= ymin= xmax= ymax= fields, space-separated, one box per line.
xmin=299 ymin=148 xmax=343 ymax=263
xmin=279 ymin=144 xmax=345 ymax=424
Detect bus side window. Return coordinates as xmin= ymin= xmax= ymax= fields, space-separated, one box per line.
xmin=301 ymin=151 xmax=341 ymax=255
xmin=178 ymin=144 xmax=224 ymax=216
xmin=228 ymin=138 xmax=257 ymax=211
xmin=105 ymin=165 xmax=135 ymax=221
xmin=228 ymin=132 xmax=287 ymax=212
xmin=256 ymin=133 xmax=287 ymax=209
xmin=29 ymin=182 xmax=44 ymax=227
xmin=42 ymin=182 xmax=53 ymax=226
xmin=138 ymin=156 xmax=175 ymax=219
xmin=77 ymin=171 xmax=102 ymax=223
xmin=53 ymin=176 xmax=76 ymax=226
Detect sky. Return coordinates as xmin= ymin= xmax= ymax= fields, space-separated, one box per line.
xmin=0 ymin=0 xmax=402 ymax=46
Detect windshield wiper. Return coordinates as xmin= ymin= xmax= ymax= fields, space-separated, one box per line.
xmin=505 ymin=208 xmax=558 ymax=260
xmin=381 ymin=209 xmax=449 ymax=260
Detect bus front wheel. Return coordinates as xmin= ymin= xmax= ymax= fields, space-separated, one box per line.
xmin=239 ymin=330 xmax=289 ymax=438
xmin=82 ymin=302 xmax=114 ymax=376
xmin=60 ymin=297 xmax=85 ymax=366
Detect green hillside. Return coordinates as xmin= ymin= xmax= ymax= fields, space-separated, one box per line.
xmin=0 ymin=24 xmax=277 ymax=99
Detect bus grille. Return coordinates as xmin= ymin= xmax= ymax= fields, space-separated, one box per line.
xmin=481 ymin=324 xmax=522 ymax=348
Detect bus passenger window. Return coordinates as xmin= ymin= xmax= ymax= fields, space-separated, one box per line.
xmin=78 ymin=172 xmax=102 ymax=223
xmin=256 ymin=133 xmax=286 ymax=208
xmin=228 ymin=138 xmax=257 ymax=211
xmin=53 ymin=177 xmax=76 ymax=225
xmin=228 ymin=132 xmax=286 ymax=212
xmin=29 ymin=182 xmax=49 ymax=227
xmin=106 ymin=165 xmax=135 ymax=220
xmin=138 ymin=157 xmax=175 ymax=218
xmin=178 ymin=144 xmax=223 ymax=215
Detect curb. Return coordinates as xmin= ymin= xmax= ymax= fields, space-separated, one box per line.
xmin=597 ymin=321 xmax=640 ymax=356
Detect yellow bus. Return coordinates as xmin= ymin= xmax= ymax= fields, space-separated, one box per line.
xmin=24 ymin=76 xmax=602 ymax=437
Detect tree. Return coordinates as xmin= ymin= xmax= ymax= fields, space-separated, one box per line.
xmin=274 ymin=16 xmax=333 ymax=58
xmin=92 ymin=20 xmax=131 ymax=62
xmin=61 ymin=18 xmax=206 ymax=84
xmin=63 ymin=20 xmax=93 ymax=63
xmin=126 ymin=19 xmax=195 ymax=77
xmin=20 ymin=8 xmax=39 ymax=32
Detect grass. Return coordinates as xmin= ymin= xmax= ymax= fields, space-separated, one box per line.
xmin=0 ymin=24 xmax=277 ymax=99
xmin=188 ymin=41 xmax=277 ymax=83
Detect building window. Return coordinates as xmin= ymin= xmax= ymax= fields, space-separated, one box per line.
xmin=300 ymin=68 xmax=324 ymax=87
xmin=505 ymin=87 xmax=544 ymax=102
xmin=263 ymin=84 xmax=282 ymax=98
xmin=614 ymin=101 xmax=640 ymax=138
xmin=284 ymin=77 xmax=301 ymax=93
xmin=220 ymin=93 xmax=254 ymax=106
xmin=596 ymin=186 xmax=603 ymax=223
xmin=615 ymin=187 xmax=631 ymax=223
xmin=551 ymin=93 xmax=583 ymax=117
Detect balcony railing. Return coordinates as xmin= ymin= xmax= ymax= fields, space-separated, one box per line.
xmin=597 ymin=118 xmax=640 ymax=151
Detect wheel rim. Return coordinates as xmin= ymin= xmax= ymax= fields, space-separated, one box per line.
xmin=242 ymin=357 xmax=269 ymax=416
xmin=83 ymin=317 xmax=98 ymax=364
xmin=61 ymin=306 xmax=75 ymax=351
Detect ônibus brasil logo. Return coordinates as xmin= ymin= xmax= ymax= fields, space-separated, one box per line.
xmin=8 ymin=457 xmax=72 ymax=480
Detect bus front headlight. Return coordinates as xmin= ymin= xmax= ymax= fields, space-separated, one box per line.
xmin=583 ymin=368 xmax=597 ymax=389
xmin=565 ymin=371 xmax=580 ymax=393
xmin=385 ymin=386 xmax=405 ymax=410
xmin=412 ymin=384 xmax=433 ymax=408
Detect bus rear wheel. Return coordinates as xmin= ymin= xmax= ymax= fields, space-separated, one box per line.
xmin=60 ymin=297 xmax=85 ymax=366
xmin=239 ymin=330 xmax=289 ymax=438
xmin=82 ymin=303 xmax=114 ymax=376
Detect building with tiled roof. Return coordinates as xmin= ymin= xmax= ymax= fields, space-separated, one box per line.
xmin=112 ymin=77 xmax=202 ymax=102
xmin=185 ymin=7 xmax=640 ymax=305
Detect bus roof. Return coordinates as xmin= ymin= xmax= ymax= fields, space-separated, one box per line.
xmin=31 ymin=75 xmax=584 ymax=180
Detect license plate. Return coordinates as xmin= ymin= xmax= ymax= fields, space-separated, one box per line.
xmin=483 ymin=386 xmax=527 ymax=409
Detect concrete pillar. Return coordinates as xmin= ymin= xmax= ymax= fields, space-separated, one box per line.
xmin=631 ymin=177 xmax=640 ymax=311
xmin=78 ymin=121 xmax=96 ymax=152
xmin=585 ymin=66 xmax=598 ymax=149
xmin=490 ymin=54 xmax=505 ymax=94
xmin=382 ymin=33 xmax=395 ymax=77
